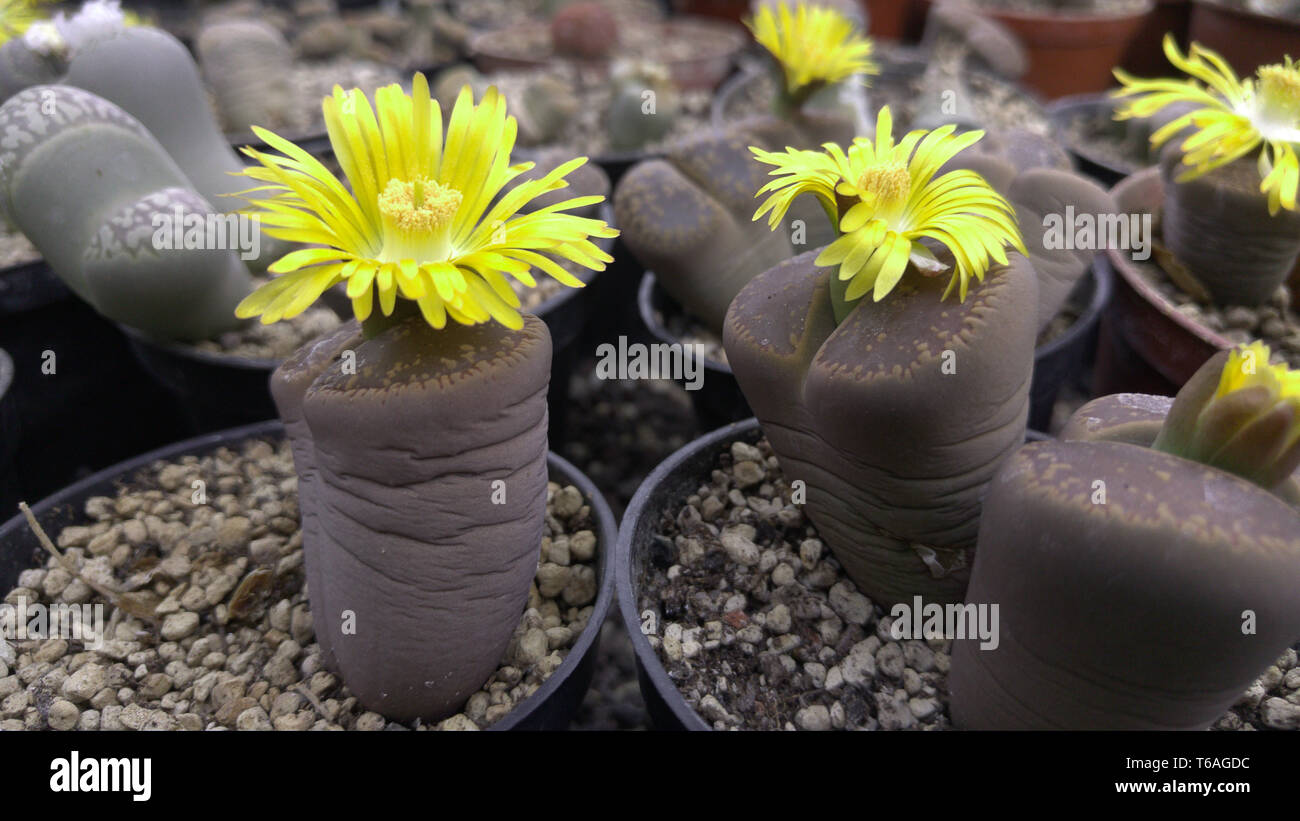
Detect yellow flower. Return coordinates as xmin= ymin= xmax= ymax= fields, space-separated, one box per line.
xmin=1113 ymin=34 xmax=1300 ymax=215
xmin=234 ymin=74 xmax=618 ymax=330
xmin=1 ymin=0 xmax=47 ymax=44
xmin=1216 ymin=341 xmax=1300 ymax=403
xmin=745 ymin=1 xmax=877 ymax=99
xmin=750 ymin=106 xmax=1023 ymax=303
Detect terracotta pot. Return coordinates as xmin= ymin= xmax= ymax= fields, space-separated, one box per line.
xmin=1188 ymin=0 xmax=1300 ymax=77
xmin=1120 ymin=0 xmax=1191 ymax=76
xmin=864 ymin=0 xmax=928 ymax=41
xmin=1099 ymin=166 xmax=1231 ymax=392
xmin=917 ymin=0 xmax=1156 ymax=99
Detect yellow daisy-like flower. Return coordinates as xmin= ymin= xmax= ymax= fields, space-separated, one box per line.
xmin=750 ymin=106 xmax=1023 ymax=303
xmin=1113 ymin=34 xmax=1300 ymax=215
xmin=1 ymin=0 xmax=47 ymax=44
xmin=1216 ymin=341 xmax=1300 ymax=403
xmin=745 ymin=1 xmax=878 ymax=100
xmin=233 ymin=74 xmax=618 ymax=330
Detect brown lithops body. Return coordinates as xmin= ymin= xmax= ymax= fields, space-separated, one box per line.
xmin=282 ymin=315 xmax=552 ymax=720
xmin=951 ymin=348 xmax=1300 ymax=729
xmin=725 ymin=250 xmax=1039 ymax=605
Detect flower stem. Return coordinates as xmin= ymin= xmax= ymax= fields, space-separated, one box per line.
xmin=361 ymin=299 xmax=420 ymax=340
xmin=829 ymin=274 xmax=856 ymax=325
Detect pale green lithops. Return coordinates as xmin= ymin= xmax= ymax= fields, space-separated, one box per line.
xmin=0 ymin=85 xmax=252 ymax=340
xmin=196 ymin=17 xmax=297 ymax=137
xmin=0 ymin=1 xmax=286 ymax=271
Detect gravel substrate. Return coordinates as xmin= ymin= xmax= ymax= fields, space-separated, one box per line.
xmin=636 ymin=434 xmax=1300 ymax=730
xmin=487 ymin=65 xmax=714 ymax=160
xmin=1120 ymin=233 xmax=1300 ymax=368
xmin=0 ymin=435 xmax=601 ymax=731
xmin=1059 ymin=105 xmax=1148 ymax=178
xmin=188 ymin=306 xmax=343 ymax=361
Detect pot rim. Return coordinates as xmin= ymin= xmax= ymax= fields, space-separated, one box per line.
xmin=937 ymin=0 xmax=1157 ymax=24
xmin=1104 ymin=165 xmax=1233 ymax=351
xmin=1191 ymin=0 xmax=1300 ymax=25
xmin=616 ymin=416 xmax=764 ymax=731
xmin=637 ymin=271 xmax=733 ymax=375
xmin=616 ymin=418 xmax=1053 ymax=731
xmin=1046 ymin=92 xmax=1140 ymax=184
xmin=0 ymin=419 xmax=619 ymax=732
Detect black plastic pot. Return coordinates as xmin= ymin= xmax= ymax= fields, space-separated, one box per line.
xmin=637 ymin=273 xmax=751 ymax=431
xmin=617 ymin=418 xmax=1051 ymax=730
xmin=1028 ymin=260 xmax=1113 ymax=432
xmin=0 ymin=261 xmax=189 ymax=506
xmin=0 ymin=419 xmax=617 ymax=731
xmin=1047 ymin=94 xmax=1142 ymax=189
xmin=0 ymin=347 xmax=17 ymax=519
xmin=640 ymin=264 xmax=1111 ymax=436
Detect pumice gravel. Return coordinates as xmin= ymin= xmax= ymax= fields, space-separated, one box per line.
xmin=638 ymin=436 xmax=1300 ymax=731
xmin=0 ymin=437 xmax=600 ymax=731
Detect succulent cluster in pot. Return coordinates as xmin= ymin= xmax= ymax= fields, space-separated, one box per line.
xmin=1113 ymin=35 xmax=1300 ymax=308
xmin=0 ymin=0 xmax=295 ymax=341
xmin=722 ymin=104 xmax=1113 ymax=606
xmin=235 ymin=74 xmax=616 ymax=719
xmin=951 ymin=346 xmax=1300 ymax=729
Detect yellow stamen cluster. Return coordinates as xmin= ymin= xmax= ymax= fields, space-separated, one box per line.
xmin=751 ymin=106 xmax=1023 ymax=305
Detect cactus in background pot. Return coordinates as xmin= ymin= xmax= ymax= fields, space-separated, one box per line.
xmin=236 ymin=75 xmax=617 ymax=720
xmin=1113 ymin=35 xmax=1300 ymax=307
xmin=0 ymin=85 xmax=252 ymax=341
xmin=722 ymin=106 xmax=1115 ymax=606
xmin=951 ymin=344 xmax=1300 ymax=729
xmin=196 ymin=17 xmax=297 ymax=136
xmin=605 ymin=60 xmax=679 ymax=153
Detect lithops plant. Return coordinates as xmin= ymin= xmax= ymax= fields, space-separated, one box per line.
xmin=0 ymin=2 xmax=285 ymax=271
xmin=951 ymin=344 xmax=1300 ymax=729
xmin=605 ymin=60 xmax=679 ymax=153
xmin=236 ymin=75 xmax=617 ymax=720
xmin=613 ymin=127 xmax=799 ymax=332
xmin=196 ymin=17 xmax=297 ymax=136
xmin=0 ymin=2 xmax=59 ymax=101
xmin=1114 ymin=35 xmax=1300 ymax=307
xmin=0 ymin=85 xmax=252 ymax=340
xmin=722 ymin=106 xmax=1115 ymax=606
xmin=744 ymin=0 xmax=875 ymax=130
